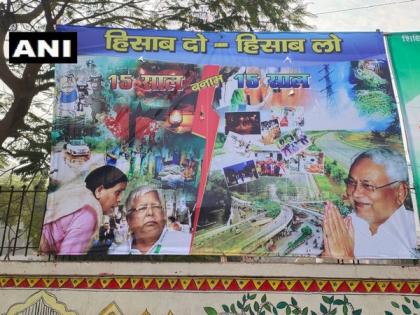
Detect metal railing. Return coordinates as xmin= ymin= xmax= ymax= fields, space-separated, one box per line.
xmin=0 ymin=186 xmax=48 ymax=260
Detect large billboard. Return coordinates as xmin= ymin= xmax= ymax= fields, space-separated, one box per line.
xmin=40 ymin=26 xmax=419 ymax=259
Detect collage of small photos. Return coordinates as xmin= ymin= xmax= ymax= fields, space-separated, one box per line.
xmin=212 ymin=67 xmax=324 ymax=188
xmin=192 ymin=65 xmax=332 ymax=256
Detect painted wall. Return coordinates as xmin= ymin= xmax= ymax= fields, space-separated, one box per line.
xmin=0 ymin=262 xmax=419 ymax=315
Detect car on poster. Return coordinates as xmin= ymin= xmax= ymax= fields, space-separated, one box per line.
xmin=66 ymin=139 xmax=90 ymax=156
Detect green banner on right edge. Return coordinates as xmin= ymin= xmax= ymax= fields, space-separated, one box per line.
xmin=387 ymin=33 xmax=420 ymax=220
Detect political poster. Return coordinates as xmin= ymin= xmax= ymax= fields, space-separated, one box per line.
xmin=41 ymin=26 xmax=418 ymax=259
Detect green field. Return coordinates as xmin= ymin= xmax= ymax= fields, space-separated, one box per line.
xmin=313 ymin=174 xmax=345 ymax=202
xmin=335 ymin=131 xmax=405 ymax=152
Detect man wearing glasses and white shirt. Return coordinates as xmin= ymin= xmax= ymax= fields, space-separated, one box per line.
xmin=108 ymin=186 xmax=191 ymax=255
xmin=322 ymin=148 xmax=417 ymax=259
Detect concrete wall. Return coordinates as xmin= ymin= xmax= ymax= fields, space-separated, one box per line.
xmin=0 ymin=261 xmax=419 ymax=314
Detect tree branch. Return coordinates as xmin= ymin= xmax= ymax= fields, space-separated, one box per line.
xmin=1 ymin=146 xmax=15 ymax=156
xmin=0 ymin=62 xmax=41 ymax=146
xmin=41 ymin=0 xmax=55 ymax=31
xmin=34 ymin=81 xmax=55 ymax=93
xmin=53 ymin=0 xmax=71 ymax=23
xmin=67 ymin=0 xmax=136 ymax=24
xmin=13 ymin=2 xmax=44 ymax=24
xmin=0 ymin=33 xmax=20 ymax=91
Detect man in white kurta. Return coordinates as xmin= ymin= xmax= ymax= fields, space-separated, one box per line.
xmin=350 ymin=205 xmax=416 ymax=258
xmin=109 ymin=227 xmax=191 ymax=255
xmin=322 ymin=148 xmax=417 ymax=259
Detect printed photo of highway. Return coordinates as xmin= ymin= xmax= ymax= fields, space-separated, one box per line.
xmin=192 ymin=60 xmax=410 ymax=256
xmin=192 ymin=130 xmax=406 ymax=256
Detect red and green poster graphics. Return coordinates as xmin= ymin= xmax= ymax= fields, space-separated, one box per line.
xmin=42 ymin=27 xmax=418 ymax=259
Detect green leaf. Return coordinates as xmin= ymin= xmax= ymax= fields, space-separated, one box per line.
xmin=203 ymin=307 xmax=218 ymax=315
xmin=322 ymin=296 xmax=331 ymax=304
xmin=273 ymin=307 xmax=278 ymax=315
xmin=344 ymin=296 xmax=348 ymax=304
xmin=333 ymin=300 xmax=344 ymax=305
xmin=331 ymin=308 xmax=337 ymax=315
xmin=320 ymin=304 xmax=328 ymax=314
xmin=384 ymin=311 xmax=393 ymax=315
xmin=343 ymin=304 xmax=348 ymax=315
xmin=391 ymin=302 xmax=400 ymax=309
xmin=311 ymin=312 xmax=317 ymax=315
xmin=277 ymin=302 xmax=288 ymax=309
xmin=261 ymin=311 xmax=266 ymax=315
xmin=262 ymin=294 xmax=267 ymax=303
xmin=404 ymin=297 xmax=411 ymax=304
xmin=237 ymin=301 xmax=243 ymax=310
xmin=352 ymin=309 xmax=362 ymax=315
xmin=245 ymin=304 xmax=251 ymax=312
xmin=329 ymin=296 xmax=335 ymax=304
xmin=292 ymin=309 xmax=299 ymax=315
xmin=250 ymin=309 xmax=255 ymax=315
xmin=402 ymin=305 xmax=412 ymax=314
xmin=302 ymin=307 xmax=309 ymax=315
xmin=291 ymin=297 xmax=298 ymax=306
xmin=222 ymin=304 xmax=230 ymax=313
xmin=263 ymin=303 xmax=271 ymax=312
xmin=249 ymin=294 xmax=257 ymax=300
xmin=286 ymin=306 xmax=292 ymax=315
xmin=254 ymin=301 xmax=260 ymax=312
xmin=413 ymin=300 xmax=420 ymax=309
xmin=230 ymin=304 xmax=237 ymax=314
xmin=244 ymin=294 xmax=248 ymax=302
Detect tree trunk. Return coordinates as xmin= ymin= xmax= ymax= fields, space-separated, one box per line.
xmin=0 ymin=73 xmax=39 ymax=145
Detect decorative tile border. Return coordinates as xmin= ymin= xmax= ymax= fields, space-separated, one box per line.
xmin=0 ymin=276 xmax=419 ymax=294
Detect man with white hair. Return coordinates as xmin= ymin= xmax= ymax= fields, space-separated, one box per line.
xmin=322 ymin=148 xmax=417 ymax=259
xmin=108 ymin=185 xmax=191 ymax=255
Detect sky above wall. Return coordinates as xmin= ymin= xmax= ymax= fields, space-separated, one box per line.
xmin=305 ymin=0 xmax=420 ymax=32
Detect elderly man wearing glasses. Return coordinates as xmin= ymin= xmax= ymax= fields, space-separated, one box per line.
xmin=322 ymin=148 xmax=417 ymax=259
xmin=108 ymin=186 xmax=192 ymax=255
